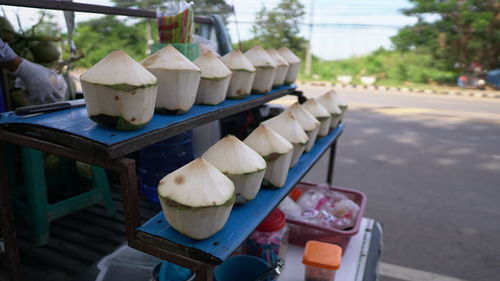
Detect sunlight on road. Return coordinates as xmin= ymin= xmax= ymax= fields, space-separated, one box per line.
xmin=267 ymin=88 xmax=500 ymax=124
xmin=373 ymin=107 xmax=434 ymax=114
xmin=371 ymin=106 xmax=500 ymax=123
xmin=380 ymin=263 xmax=469 ymax=281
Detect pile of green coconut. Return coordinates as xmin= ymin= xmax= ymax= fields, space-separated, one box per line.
xmin=1 ymin=16 xmax=65 ymax=107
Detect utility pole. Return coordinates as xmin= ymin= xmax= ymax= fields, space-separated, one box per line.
xmin=305 ymin=0 xmax=315 ymax=77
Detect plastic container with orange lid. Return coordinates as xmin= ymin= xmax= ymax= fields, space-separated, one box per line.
xmin=242 ymin=208 xmax=289 ymax=265
xmin=302 ymin=241 xmax=342 ymax=281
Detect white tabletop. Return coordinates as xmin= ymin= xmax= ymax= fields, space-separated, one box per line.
xmin=280 ymin=218 xmax=373 ymax=281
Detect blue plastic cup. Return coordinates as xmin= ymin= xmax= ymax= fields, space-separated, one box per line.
xmin=214 ymin=255 xmax=271 ymax=281
xmin=152 ymin=261 xmax=195 ymax=281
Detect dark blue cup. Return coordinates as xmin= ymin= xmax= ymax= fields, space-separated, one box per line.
xmin=214 ymin=255 xmax=271 ymax=281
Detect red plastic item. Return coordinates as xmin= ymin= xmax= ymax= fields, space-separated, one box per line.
xmin=289 ymin=188 xmax=303 ymax=201
xmin=286 ymin=182 xmax=367 ymax=254
xmin=257 ymin=208 xmax=286 ymax=232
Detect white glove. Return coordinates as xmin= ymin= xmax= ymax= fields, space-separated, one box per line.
xmin=14 ymin=59 xmax=64 ymax=105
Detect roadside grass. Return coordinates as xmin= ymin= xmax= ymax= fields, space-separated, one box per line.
xmin=299 ymin=49 xmax=460 ymax=90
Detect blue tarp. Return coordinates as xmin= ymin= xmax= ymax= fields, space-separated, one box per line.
xmin=486 ymin=69 xmax=500 ymax=87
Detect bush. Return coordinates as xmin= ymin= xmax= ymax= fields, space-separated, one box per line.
xmin=301 ymin=48 xmax=456 ymax=85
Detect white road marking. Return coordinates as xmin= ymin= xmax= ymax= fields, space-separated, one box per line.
xmin=379 ymin=262 xmax=469 ymax=281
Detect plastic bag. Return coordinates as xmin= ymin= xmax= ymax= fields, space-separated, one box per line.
xmin=156 ymin=1 xmax=194 ymax=43
xmin=294 ymin=188 xmax=360 ymax=230
xmin=194 ymin=35 xmax=219 ymax=56
xmin=279 ymin=196 xmax=302 ymax=218
xmin=296 ymin=190 xmax=325 ymax=210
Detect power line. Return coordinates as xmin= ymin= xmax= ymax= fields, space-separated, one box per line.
xmin=227 ymin=21 xmax=404 ymax=29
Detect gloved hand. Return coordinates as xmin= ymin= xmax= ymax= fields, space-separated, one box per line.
xmin=14 ymin=59 xmax=64 ymax=104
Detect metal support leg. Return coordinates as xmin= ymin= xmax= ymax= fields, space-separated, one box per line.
xmin=194 ymin=264 xmax=215 ymax=281
xmin=289 ymin=90 xmax=307 ymax=104
xmin=117 ymin=158 xmax=141 ymax=243
xmin=327 ymin=139 xmax=338 ymax=185
xmin=0 ymin=143 xmax=22 ymax=281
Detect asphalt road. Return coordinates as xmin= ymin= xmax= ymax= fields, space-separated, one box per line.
xmin=276 ymin=85 xmax=500 ymax=281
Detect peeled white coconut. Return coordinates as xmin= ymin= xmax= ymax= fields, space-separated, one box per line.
xmin=202 ymin=135 xmax=266 ymax=204
xmin=80 ymin=50 xmax=158 ymax=130
xmin=302 ymin=99 xmax=331 ymax=137
xmin=244 ymin=46 xmax=277 ymax=94
xmin=317 ymin=91 xmax=342 ymax=130
xmin=266 ymin=48 xmax=289 ymax=88
xmin=329 ymin=90 xmax=349 ymax=116
xmin=278 ymin=47 xmax=301 ymax=85
xmin=263 ymin=112 xmax=309 ymax=168
xmin=141 ymin=45 xmax=201 ymax=114
xmin=244 ymin=124 xmax=294 ymax=188
xmin=193 ymin=51 xmax=232 ymax=105
xmin=157 ymin=158 xmax=235 ymax=240
xmin=286 ymin=103 xmax=320 ymax=152
xmin=220 ymin=50 xmax=256 ymax=99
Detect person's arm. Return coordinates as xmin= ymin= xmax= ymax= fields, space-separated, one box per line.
xmin=0 ymin=39 xmax=18 ymax=65
xmin=0 ymin=55 xmax=22 ymax=72
xmin=0 ymin=39 xmax=63 ymax=104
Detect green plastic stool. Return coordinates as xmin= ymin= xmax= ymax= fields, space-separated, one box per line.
xmin=6 ymin=145 xmax=115 ymax=246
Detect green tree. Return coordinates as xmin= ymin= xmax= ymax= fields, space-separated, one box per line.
xmin=73 ymin=16 xmax=147 ymax=67
xmin=391 ymin=0 xmax=500 ymax=71
xmin=249 ymin=0 xmax=307 ymax=56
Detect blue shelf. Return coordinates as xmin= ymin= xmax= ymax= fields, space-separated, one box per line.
xmin=0 ymin=85 xmax=296 ymax=158
xmin=136 ymin=124 xmax=344 ymax=264
xmin=0 ymin=85 xmax=296 ymax=146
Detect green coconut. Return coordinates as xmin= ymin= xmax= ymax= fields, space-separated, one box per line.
xmin=10 ymin=89 xmax=29 ymax=108
xmin=0 ymin=16 xmax=18 ymax=42
xmin=30 ymin=41 xmax=60 ymax=64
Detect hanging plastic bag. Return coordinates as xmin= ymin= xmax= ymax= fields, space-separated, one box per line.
xmin=156 ymin=1 xmax=194 ymax=43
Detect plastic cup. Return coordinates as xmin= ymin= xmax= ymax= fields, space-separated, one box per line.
xmin=214 ymin=255 xmax=270 ymax=281
xmin=302 ymin=241 xmax=342 ymax=281
xmin=151 ymin=261 xmax=195 ymax=281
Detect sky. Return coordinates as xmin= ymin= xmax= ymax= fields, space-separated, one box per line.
xmin=2 ymin=0 xmax=417 ymax=60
